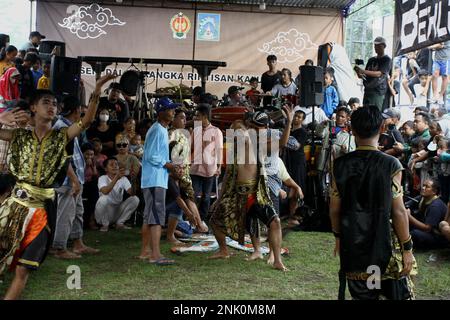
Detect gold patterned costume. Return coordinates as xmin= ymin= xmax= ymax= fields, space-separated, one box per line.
xmin=0 ymin=128 xmax=70 ymax=273
xmin=169 ymin=128 xmax=195 ymax=201
xmin=209 ymin=161 xmax=273 ymax=245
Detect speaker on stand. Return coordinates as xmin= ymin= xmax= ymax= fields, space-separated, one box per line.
xmin=298 ymin=65 xmax=330 ymax=231
xmin=50 ymin=55 xmax=81 ymax=99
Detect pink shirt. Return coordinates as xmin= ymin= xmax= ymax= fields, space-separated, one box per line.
xmin=190 ymin=123 xmax=223 ymax=177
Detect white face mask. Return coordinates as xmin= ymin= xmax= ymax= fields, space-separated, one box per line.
xmin=99 ymin=114 xmax=109 ymax=122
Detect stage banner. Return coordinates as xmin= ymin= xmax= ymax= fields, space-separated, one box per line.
xmin=394 ymin=0 xmax=450 ymax=56
xmin=36 ymin=2 xmax=343 ymax=96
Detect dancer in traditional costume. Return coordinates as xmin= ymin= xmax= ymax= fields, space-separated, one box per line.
xmin=0 ymin=74 xmax=114 ymax=299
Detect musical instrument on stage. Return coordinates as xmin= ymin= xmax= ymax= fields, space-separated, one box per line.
xmin=211 ymin=106 xmax=249 ymax=131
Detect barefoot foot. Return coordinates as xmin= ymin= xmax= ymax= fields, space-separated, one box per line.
xmin=246 ymin=251 xmax=264 ymax=261
xmin=208 ymin=251 xmax=231 ymax=259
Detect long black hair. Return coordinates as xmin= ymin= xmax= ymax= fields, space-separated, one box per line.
xmin=0 ymin=45 xmax=17 ymax=61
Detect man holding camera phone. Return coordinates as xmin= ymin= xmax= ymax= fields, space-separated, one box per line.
xmin=354 ymin=37 xmax=392 ymax=111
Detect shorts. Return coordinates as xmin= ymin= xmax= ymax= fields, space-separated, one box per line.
xmin=269 ymin=191 xmax=280 ymax=215
xmin=246 ymin=201 xmax=278 ymax=229
xmin=17 ymin=226 xmax=51 ymax=271
xmin=433 ymin=60 xmax=450 ymax=76
xmin=142 ymin=187 xmax=166 ymax=226
xmin=165 ymin=201 xmax=183 ymax=222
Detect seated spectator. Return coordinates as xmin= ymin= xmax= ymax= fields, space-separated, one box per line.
xmin=91 ymin=137 xmax=107 ymax=174
xmin=332 ymin=107 xmax=355 ymax=159
xmin=121 ymin=117 xmax=136 ymax=142
xmin=439 ymin=211 xmax=450 ymax=243
xmin=98 ymin=82 xmax=129 ymax=125
xmin=320 ymin=69 xmax=339 ymax=118
xmin=406 ymin=178 xmax=448 ymax=248
xmin=379 ymin=108 xmax=404 ymax=157
xmin=245 ymin=77 xmax=261 ymax=108
xmin=165 ymin=149 xmax=208 ymax=245
xmin=114 ymin=134 xmax=141 ymax=192
xmin=87 ymin=108 xmax=120 ymax=157
xmin=95 ymin=157 xmax=139 ymax=232
xmin=402 ymin=51 xmax=421 ymax=105
xmin=293 ymin=105 xmax=328 ymax=126
xmin=129 ymin=134 xmax=144 ymax=160
xmin=434 ymin=136 xmax=450 ymax=202
xmin=0 ymin=67 xmax=20 ymax=101
xmin=37 ymin=60 xmax=50 ymax=90
xmin=0 ymin=45 xmax=18 ymax=76
xmin=347 ymin=97 xmax=360 ymax=112
xmin=400 ymin=120 xmax=415 ymax=146
xmin=224 ymin=86 xmax=247 ymax=107
xmin=82 ymin=142 xmax=99 ymax=230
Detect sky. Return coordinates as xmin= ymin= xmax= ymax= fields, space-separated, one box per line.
xmin=0 ymin=0 xmax=36 ymax=47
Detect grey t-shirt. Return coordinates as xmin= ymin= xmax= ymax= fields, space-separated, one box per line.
xmin=435 ymin=41 xmax=450 ymax=61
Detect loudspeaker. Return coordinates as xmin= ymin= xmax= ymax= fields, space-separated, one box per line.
xmin=317 ymin=43 xmax=331 ymax=70
xmin=50 ymin=56 xmax=81 ymax=98
xmin=39 ymin=40 xmax=66 ymax=57
xmin=0 ymin=34 xmax=10 ymax=49
xmin=299 ymin=65 xmax=324 ymax=107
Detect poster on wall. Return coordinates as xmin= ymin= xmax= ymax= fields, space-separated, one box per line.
xmin=170 ymin=12 xmax=191 ymax=40
xmin=197 ymin=13 xmax=221 ymax=41
xmin=394 ymin=0 xmax=450 ymax=55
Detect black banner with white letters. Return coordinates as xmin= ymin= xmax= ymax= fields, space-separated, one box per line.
xmin=395 ymin=0 xmax=450 ymax=55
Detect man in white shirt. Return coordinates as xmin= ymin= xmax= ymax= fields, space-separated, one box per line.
xmin=294 ymin=105 xmax=328 ymax=126
xmin=95 ymin=157 xmax=139 ymax=232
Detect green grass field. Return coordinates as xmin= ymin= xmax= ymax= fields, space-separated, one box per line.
xmin=1 ymin=227 xmax=449 ymax=300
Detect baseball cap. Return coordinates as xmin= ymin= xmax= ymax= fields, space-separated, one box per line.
xmin=374 ymin=36 xmax=386 ymax=46
xmin=228 ymin=86 xmax=244 ymax=95
xmin=250 ymin=111 xmax=269 ymax=127
xmin=29 ymin=31 xmax=46 ymax=39
xmin=155 ymin=97 xmax=180 ymax=113
xmin=382 ymin=108 xmax=401 ymax=120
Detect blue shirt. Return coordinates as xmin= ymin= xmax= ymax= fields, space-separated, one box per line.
xmin=141 ymin=121 xmax=169 ymax=189
xmin=32 ymin=69 xmax=43 ymax=89
xmin=53 ymin=117 xmax=85 ymax=185
xmin=320 ymin=85 xmax=339 ymax=118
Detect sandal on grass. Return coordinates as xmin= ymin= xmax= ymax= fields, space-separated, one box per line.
xmin=148 ymin=257 xmax=176 ymax=266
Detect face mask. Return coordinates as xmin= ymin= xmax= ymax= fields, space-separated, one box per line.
xmin=99 ymin=114 xmax=109 ymax=122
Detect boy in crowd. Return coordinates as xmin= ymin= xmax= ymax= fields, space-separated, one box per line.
xmin=320 ymin=70 xmax=339 ymax=119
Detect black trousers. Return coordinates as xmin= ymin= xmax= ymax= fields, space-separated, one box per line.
xmin=347 ymin=278 xmax=412 ymax=300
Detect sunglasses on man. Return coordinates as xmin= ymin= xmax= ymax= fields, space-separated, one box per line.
xmin=116 ymin=143 xmax=128 ymax=148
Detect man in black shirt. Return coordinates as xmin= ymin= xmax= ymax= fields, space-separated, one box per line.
xmin=16 ymin=52 xmax=37 ymax=101
xmin=355 ymin=37 xmax=392 ymax=111
xmin=261 ymin=55 xmax=281 ymax=107
xmin=330 ymin=105 xmax=415 ymax=300
xmin=379 ymin=108 xmax=404 ymax=157
xmin=98 ymin=82 xmax=130 ymax=126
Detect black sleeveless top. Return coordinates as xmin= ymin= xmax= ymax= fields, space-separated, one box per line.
xmin=333 ymin=147 xmax=403 ymax=274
